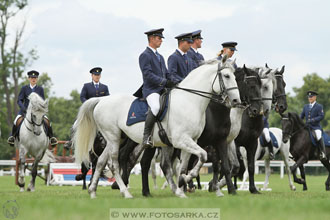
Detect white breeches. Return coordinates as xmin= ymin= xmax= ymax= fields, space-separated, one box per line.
xmin=146 ymin=93 xmax=160 ymax=116
xmin=314 ymin=129 xmax=322 ymax=141
xmin=263 ymin=128 xmax=271 ymax=143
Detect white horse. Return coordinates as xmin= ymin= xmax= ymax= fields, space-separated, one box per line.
xmin=239 ymin=127 xmax=296 ymax=191
xmin=16 ymin=92 xmax=49 ymax=192
xmin=73 ymin=57 xmax=241 ymax=199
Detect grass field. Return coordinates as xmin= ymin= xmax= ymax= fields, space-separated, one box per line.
xmin=0 ymin=174 xmax=330 ymax=220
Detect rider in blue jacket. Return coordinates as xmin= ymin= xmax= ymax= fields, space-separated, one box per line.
xmin=7 ymin=70 xmax=58 ymax=146
xmin=300 ymin=90 xmax=326 ymax=159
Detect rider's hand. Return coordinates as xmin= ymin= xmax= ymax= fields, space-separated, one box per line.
xmin=165 ymin=80 xmax=176 ymax=88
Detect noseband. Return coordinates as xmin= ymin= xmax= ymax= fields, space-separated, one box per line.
xmin=273 ymin=74 xmax=286 ymax=104
xmin=174 ymin=62 xmax=239 ymax=105
xmin=25 ymin=112 xmax=44 ymax=136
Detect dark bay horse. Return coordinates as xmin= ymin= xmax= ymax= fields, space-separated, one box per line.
xmin=114 ymin=66 xmax=263 ymax=196
xmin=281 ymin=112 xmax=330 ymax=191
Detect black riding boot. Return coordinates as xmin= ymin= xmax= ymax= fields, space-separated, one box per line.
xmin=7 ymin=124 xmax=17 ymax=146
xmin=266 ymin=140 xmax=274 ymax=160
xmin=142 ymin=110 xmax=156 ymax=148
xmin=47 ymin=124 xmax=58 ymax=146
xmin=318 ymin=137 xmax=327 ymax=160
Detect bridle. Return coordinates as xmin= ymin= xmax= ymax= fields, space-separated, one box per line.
xmin=272 ymin=74 xmax=287 ymax=104
xmin=282 ymin=116 xmax=307 ymax=139
xmin=174 ymin=62 xmax=240 ymax=106
xmin=24 ymin=112 xmax=44 ymax=136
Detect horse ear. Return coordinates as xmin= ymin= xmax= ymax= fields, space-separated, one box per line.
xmin=222 ymin=54 xmax=228 ymax=63
xmin=280 ymin=65 xmax=285 ymax=74
xmin=265 ymin=63 xmax=269 ymax=68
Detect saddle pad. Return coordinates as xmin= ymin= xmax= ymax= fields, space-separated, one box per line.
xmin=126 ymin=95 xmax=169 ymax=126
xmin=309 ymin=131 xmax=330 ymax=147
xmin=259 ymin=131 xmax=279 ymax=148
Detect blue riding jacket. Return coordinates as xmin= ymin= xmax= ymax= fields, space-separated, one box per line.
xmin=80 ymin=82 xmax=110 ymax=103
xmin=17 ymin=85 xmax=45 ymax=115
xmin=300 ymin=102 xmax=324 ymax=130
xmin=187 ymin=47 xmax=204 ymax=69
xmin=138 ymin=47 xmax=169 ymax=98
xmin=168 ymin=49 xmax=194 ymax=83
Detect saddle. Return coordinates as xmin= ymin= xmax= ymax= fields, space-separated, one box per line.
xmin=127 ymin=89 xmax=172 ymax=146
xmin=259 ymin=131 xmax=279 ymax=148
xmin=308 ymin=129 xmax=330 ymax=147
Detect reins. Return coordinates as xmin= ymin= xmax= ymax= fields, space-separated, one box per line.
xmin=173 ymin=62 xmax=240 ymax=106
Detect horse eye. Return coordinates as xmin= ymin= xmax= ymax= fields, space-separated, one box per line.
xmin=264 ymin=86 xmax=268 ymax=90
xmin=224 ymin=74 xmax=230 ymax=79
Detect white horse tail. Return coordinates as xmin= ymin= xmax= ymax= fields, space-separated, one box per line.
xmin=73 ymin=98 xmax=101 ymax=164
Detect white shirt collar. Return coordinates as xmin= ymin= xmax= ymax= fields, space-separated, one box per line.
xmin=177 ymin=48 xmax=186 ymax=56
xmin=310 ymin=101 xmax=316 ymax=107
xmin=147 ymin=46 xmax=157 ymax=54
xmin=30 ymin=84 xmax=36 ymax=89
xmin=93 ymin=81 xmax=99 ymax=86
xmin=191 ymin=47 xmax=198 ymax=53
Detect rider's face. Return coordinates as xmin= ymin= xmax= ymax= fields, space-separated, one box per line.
xmin=223 ymin=48 xmax=235 ymax=58
xmin=28 ymin=77 xmax=38 ymax=86
xmin=308 ymin=95 xmax=316 ymax=103
xmin=149 ymin=36 xmax=163 ymax=49
xmin=92 ymin=74 xmax=101 ymax=83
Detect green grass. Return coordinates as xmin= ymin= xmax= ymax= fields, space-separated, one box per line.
xmin=0 ymin=174 xmax=330 ymax=220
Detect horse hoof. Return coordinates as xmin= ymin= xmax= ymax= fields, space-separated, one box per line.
xmin=326 ymin=186 xmax=330 ymax=191
xmin=20 ymin=188 xmax=24 ymax=192
xmin=303 ymin=187 xmax=307 ymax=191
xmin=90 ymin=192 xmax=96 ymax=199
xmin=291 ymin=186 xmax=296 ymax=191
xmin=250 ymin=189 xmax=261 ymax=194
xmin=122 ymin=191 xmax=133 ymax=199
xmin=75 ymin=174 xmax=83 ymax=181
xmin=175 ymin=188 xmax=187 ymax=198
xmin=178 ymin=176 xmax=186 ymax=188
xmin=111 ymin=181 xmax=120 ymax=190
xmin=229 ymin=190 xmax=237 ymax=195
xmin=143 ymin=192 xmax=152 ymax=197
xmin=216 ymin=190 xmax=224 ymax=197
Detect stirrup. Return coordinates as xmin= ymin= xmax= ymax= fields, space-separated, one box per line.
xmin=50 ymin=137 xmax=58 ymax=146
xmin=7 ymin=136 xmax=15 ymax=146
xmin=143 ymin=136 xmax=153 ymax=148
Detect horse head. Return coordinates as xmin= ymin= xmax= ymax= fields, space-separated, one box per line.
xmin=27 ymin=93 xmax=48 ymax=136
xmin=234 ymin=65 xmax=262 ymax=117
xmin=243 ymin=65 xmax=262 ymax=117
xmin=218 ymin=55 xmax=241 ymax=107
xmin=258 ymin=67 xmax=275 ymax=117
xmin=272 ymin=65 xmax=287 ymax=114
xmin=281 ymin=112 xmax=305 ymax=143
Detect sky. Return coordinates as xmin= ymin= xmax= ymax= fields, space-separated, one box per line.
xmin=8 ymin=0 xmax=330 ymax=98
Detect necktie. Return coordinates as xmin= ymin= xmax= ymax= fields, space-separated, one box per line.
xmin=155 ymin=51 xmax=161 ymax=62
xmin=95 ymin=84 xmax=99 ymax=90
xmin=183 ymin=54 xmax=188 ymax=69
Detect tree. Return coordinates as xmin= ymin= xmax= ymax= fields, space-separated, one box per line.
xmin=0 ymin=0 xmax=37 ymax=129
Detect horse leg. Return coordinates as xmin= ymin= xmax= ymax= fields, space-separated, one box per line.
xmin=280 ymin=148 xmax=296 ymax=191
xmin=140 ymin=147 xmax=156 ymax=197
xmin=177 ymin=139 xmax=207 ymax=190
xmin=108 ymin=141 xmax=133 ymax=199
xmin=299 ymin=165 xmax=307 ymax=191
xmin=81 ymin=162 xmax=89 ymax=190
xmin=319 ymin=158 xmax=330 ymax=191
xmin=151 ymin=154 xmax=158 ymax=189
xmin=290 ymin=156 xmax=307 ymax=186
xmin=263 ymin=159 xmax=270 ymax=190
xmin=245 ymin=141 xmax=260 ymax=194
xmin=160 ymin=146 xmax=183 ymax=197
xmin=88 ymin=147 xmax=110 ymax=199
xmin=18 ymin=147 xmax=26 ymax=192
xmin=27 ymin=151 xmax=45 ymax=192
xmin=218 ymin=140 xmax=236 ymax=195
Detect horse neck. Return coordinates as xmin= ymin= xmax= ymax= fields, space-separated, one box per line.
xmin=176 ymin=65 xmax=219 ymax=113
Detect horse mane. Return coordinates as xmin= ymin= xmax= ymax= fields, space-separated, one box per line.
xmin=258 ymin=67 xmax=277 ymax=92
xmin=289 ymin=112 xmax=305 ymax=128
xmin=28 ymin=92 xmax=48 ymax=112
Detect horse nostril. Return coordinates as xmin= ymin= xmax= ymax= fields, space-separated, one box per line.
xmin=233 ymin=99 xmax=238 ymax=103
xmin=253 ymin=109 xmax=257 ymax=114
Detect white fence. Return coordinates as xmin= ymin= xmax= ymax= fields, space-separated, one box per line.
xmin=255 ymin=160 xmax=324 ymax=178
